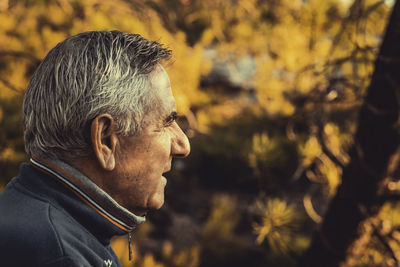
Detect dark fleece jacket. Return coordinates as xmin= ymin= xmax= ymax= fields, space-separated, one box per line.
xmin=0 ymin=158 xmax=144 ymax=267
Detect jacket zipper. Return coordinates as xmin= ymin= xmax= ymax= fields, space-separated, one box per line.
xmin=128 ymin=231 xmax=133 ymax=261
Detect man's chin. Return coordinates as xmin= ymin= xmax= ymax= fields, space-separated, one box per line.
xmin=148 ymin=176 xmax=167 ymax=210
xmin=161 ymin=175 xmax=167 ymax=185
xmin=148 ymin=192 xmax=165 ymax=211
xmin=149 ymin=198 xmax=165 ymax=210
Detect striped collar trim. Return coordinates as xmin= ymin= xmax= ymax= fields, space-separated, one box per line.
xmin=30 ymin=156 xmax=146 ymax=232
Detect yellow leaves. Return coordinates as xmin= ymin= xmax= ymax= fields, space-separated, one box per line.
xmin=119 ymin=16 xmax=146 ymax=36
xmin=302 ymin=0 xmax=346 ymax=30
xmin=41 ymin=27 xmax=67 ymax=52
xmin=232 ymin=22 xmax=253 ymax=40
xmin=0 ymin=0 xmax=8 ymax=11
xmin=81 ymin=0 xmax=141 ymax=32
xmin=296 ymin=74 xmax=317 ymax=94
xmin=319 ymin=153 xmax=342 ymax=195
xmin=298 ymin=123 xmax=350 ymax=195
xmin=86 ymin=0 xmax=136 ymax=31
xmin=252 ymin=198 xmax=299 ymax=253
xmin=172 ymin=247 xmax=200 ymax=267
xmin=299 ymin=136 xmax=322 ymax=168
xmin=195 ymin=109 xmax=212 ymax=133
xmin=200 ymin=58 xmax=213 ymax=77
xmin=255 ymin=77 xmax=295 ymax=116
xmin=200 ymin=29 xmax=214 ymax=46
xmin=91 ymin=12 xmax=112 ymax=30
xmin=194 ymin=97 xmax=249 ymax=134
xmin=46 ymin=5 xmax=68 ymax=25
xmin=251 ymin=132 xmax=270 ymax=157
xmin=162 ymin=241 xmax=200 ymax=267
xmin=0 ymin=12 xmax=16 ymax=33
xmin=0 ymin=85 xmax=17 ymax=99
xmin=324 ymin=123 xmax=350 ymax=163
xmin=162 ymin=241 xmax=173 ymax=258
xmin=167 ymin=42 xmax=210 ymax=115
xmin=249 ymin=0 xmax=386 ymax=118
xmin=141 ymin=254 xmax=164 ymax=267
xmin=379 ymin=202 xmax=400 ymax=228
xmin=203 ymin=194 xmax=239 ymax=240
xmin=248 ymin=132 xmax=275 ymax=173
xmin=270 ymin=26 xmax=309 ymax=71
xmin=353 ymin=202 xmax=400 ymax=266
xmin=364 ymin=0 xmax=391 ymax=41
xmin=0 ymin=61 xmax=27 ymax=99
xmin=0 ymin=147 xmax=25 ymax=162
xmin=314 ymin=38 xmax=333 ymax=59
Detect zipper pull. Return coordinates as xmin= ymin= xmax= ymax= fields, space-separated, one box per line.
xmin=128 ymin=231 xmax=132 ymax=261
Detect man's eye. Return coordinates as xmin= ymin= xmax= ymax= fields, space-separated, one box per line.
xmin=164 ymin=112 xmax=178 ymax=126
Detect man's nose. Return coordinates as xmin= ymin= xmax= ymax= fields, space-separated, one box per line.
xmin=171 ymin=124 xmax=190 ymax=158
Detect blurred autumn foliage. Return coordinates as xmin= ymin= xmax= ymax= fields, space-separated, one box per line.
xmin=0 ymin=0 xmax=399 ymax=266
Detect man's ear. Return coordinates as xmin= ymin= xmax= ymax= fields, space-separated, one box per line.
xmin=91 ymin=114 xmax=118 ymax=171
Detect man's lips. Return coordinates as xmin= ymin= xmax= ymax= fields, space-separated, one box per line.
xmin=162 ymin=167 xmax=170 ymax=186
xmin=163 ymin=163 xmax=172 ymax=174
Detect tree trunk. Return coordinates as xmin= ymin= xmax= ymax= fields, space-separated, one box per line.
xmin=298 ymin=1 xmax=400 ymax=266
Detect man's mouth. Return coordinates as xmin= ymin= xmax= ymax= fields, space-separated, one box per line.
xmin=163 ymin=163 xmax=172 ymax=174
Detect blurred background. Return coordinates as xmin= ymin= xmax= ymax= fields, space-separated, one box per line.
xmin=0 ymin=0 xmax=398 ymax=266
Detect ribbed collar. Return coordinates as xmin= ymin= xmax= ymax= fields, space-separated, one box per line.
xmin=29 ymin=155 xmax=146 ymax=241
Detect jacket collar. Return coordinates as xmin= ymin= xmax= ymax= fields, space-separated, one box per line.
xmin=27 ymin=155 xmax=145 ymax=243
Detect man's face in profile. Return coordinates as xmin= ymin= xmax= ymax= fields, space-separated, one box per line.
xmin=102 ymin=65 xmax=190 ymax=216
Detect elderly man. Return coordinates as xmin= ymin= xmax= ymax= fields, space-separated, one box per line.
xmin=0 ymin=31 xmax=190 ymax=266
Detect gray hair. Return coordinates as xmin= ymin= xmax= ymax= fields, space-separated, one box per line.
xmin=23 ymin=31 xmax=171 ymax=159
